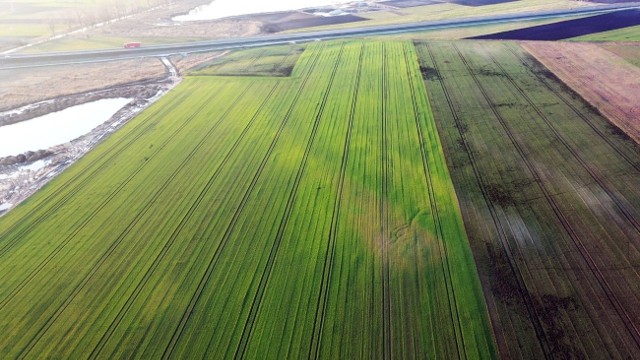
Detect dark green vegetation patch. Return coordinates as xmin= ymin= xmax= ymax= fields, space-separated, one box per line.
xmin=191 ymin=44 xmax=306 ymax=77
xmin=416 ymin=40 xmax=640 ymax=359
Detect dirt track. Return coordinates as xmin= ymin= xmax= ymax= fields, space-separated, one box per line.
xmin=522 ymin=41 xmax=640 ymax=144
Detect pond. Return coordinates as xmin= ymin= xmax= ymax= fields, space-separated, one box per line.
xmin=0 ymin=98 xmax=131 ymax=158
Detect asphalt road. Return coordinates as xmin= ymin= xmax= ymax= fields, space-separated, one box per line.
xmin=2 ymin=3 xmax=639 ymax=69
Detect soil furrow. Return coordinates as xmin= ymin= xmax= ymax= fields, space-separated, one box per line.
xmin=233 ymin=44 xmax=345 ymax=360
xmin=14 ymin=86 xmax=238 ymax=358
xmin=422 ymin=41 xmax=551 ymax=359
xmin=308 ymin=43 xmax=364 ymax=360
xmin=87 ymin=81 xmax=277 ymax=359
xmin=404 ymin=43 xmax=466 ymax=359
xmin=453 ymin=43 xmax=640 ymax=350
xmin=160 ymin=45 xmax=326 ymax=360
xmin=0 ymin=88 xmax=198 ymax=256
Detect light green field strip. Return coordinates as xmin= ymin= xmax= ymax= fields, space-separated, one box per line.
xmin=571 ymin=25 xmax=640 ymax=42
xmin=0 ymin=39 xmax=495 ymax=359
xmin=21 ymin=36 xmax=202 ymax=53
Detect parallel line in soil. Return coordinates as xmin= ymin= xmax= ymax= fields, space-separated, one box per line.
xmin=160 ymin=44 xmax=326 ymax=360
xmin=508 ymin=46 xmax=640 ymax=175
xmin=0 ymin=88 xmax=221 ymax=309
xmin=380 ymin=42 xmax=393 ymax=360
xmin=13 ymin=84 xmax=248 ymax=359
xmin=0 ymin=88 xmax=199 ymax=256
xmin=87 ymin=81 xmax=280 ymax=359
xmin=233 ymin=43 xmax=345 ymax=360
xmin=488 ymin=48 xmax=640 ymax=237
xmin=307 ymin=43 xmax=364 ymax=360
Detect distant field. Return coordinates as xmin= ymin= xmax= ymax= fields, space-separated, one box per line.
xmin=416 ymin=40 xmax=640 ymax=358
xmin=471 ymin=9 xmax=640 ymax=40
xmin=0 ymin=0 xmax=190 ymax=51
xmin=291 ymin=0 xmax=587 ymax=32
xmin=572 ymin=24 xmax=640 ymax=41
xmin=0 ymin=40 xmax=495 ymax=358
xmin=191 ymin=44 xmax=306 ymax=77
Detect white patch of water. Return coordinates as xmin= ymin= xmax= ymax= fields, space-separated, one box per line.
xmin=21 ymin=159 xmax=50 ymax=172
xmin=0 ymin=98 xmax=131 ymax=158
xmin=173 ymin=0 xmax=362 ymax=21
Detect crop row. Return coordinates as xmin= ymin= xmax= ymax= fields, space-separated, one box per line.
xmin=0 ymin=40 xmax=494 ymax=359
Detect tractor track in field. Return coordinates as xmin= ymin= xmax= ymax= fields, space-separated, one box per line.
xmin=308 ymin=43 xmax=363 ymax=360
xmin=487 ymin=49 xmax=640 ymax=239
xmin=403 ymin=43 xmax=466 ymax=359
xmin=13 ymin=84 xmax=253 ymax=358
xmin=0 ymin=88 xmax=218 ymax=307
xmin=87 ymin=81 xmax=281 ymax=359
xmin=160 ymin=44 xmax=326 ymax=360
xmin=233 ymin=44 xmax=345 ymax=360
xmin=274 ymin=49 xmax=297 ymax=76
xmin=0 ymin=88 xmax=198 ymax=257
xmin=421 ymin=41 xmax=552 ymax=359
xmin=453 ymin=43 xmax=640 ymax=350
xmin=380 ymin=43 xmax=393 ymax=360
xmin=507 ymin=46 xmax=640 ymax=176
xmin=247 ymin=49 xmax=267 ymax=68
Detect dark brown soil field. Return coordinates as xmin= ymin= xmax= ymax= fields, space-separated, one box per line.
xmin=471 ymin=9 xmax=640 ymax=39
xmin=416 ymin=40 xmax=640 ymax=359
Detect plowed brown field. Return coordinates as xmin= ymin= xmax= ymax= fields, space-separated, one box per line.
xmin=522 ymin=41 xmax=640 ymax=144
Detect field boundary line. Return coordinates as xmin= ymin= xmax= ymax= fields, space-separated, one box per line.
xmin=404 ymin=42 xmax=467 ymax=359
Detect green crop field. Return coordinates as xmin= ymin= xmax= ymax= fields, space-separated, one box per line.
xmin=191 ymin=44 xmax=306 ymax=77
xmin=416 ymin=40 xmax=640 ymax=359
xmin=0 ymin=40 xmax=495 ymax=359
